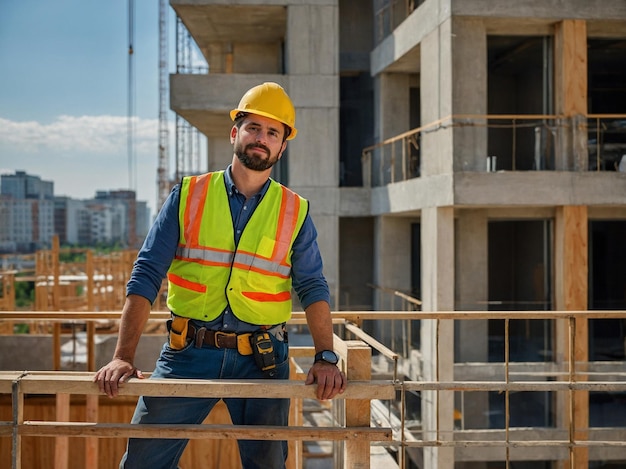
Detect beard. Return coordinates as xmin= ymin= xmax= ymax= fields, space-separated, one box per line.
xmin=235 ymin=142 xmax=279 ymax=171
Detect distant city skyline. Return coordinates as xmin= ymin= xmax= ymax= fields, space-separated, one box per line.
xmin=0 ymin=1 xmax=177 ymax=216
xmin=0 ymin=169 xmax=150 ymax=252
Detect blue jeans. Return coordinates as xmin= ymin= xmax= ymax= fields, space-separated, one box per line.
xmin=120 ymin=333 xmax=290 ymax=469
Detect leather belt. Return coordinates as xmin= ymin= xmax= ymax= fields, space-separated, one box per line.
xmin=186 ymin=324 xmax=286 ymax=355
xmin=186 ymin=326 xmax=251 ymax=353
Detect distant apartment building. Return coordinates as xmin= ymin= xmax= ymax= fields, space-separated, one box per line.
xmin=2 ymin=171 xmax=150 ymax=252
xmin=0 ymin=171 xmax=54 ymax=252
xmin=55 ymin=192 xmax=150 ymax=248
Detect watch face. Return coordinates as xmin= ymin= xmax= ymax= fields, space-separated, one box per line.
xmin=321 ymin=350 xmax=339 ymax=364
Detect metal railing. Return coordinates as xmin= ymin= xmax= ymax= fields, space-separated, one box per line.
xmin=361 ymin=114 xmax=626 ymax=187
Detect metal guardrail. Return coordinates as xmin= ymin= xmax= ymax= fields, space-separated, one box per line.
xmin=361 ymin=114 xmax=626 ymax=187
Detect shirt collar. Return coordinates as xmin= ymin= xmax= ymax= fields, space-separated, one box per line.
xmin=224 ymin=165 xmax=272 ymax=200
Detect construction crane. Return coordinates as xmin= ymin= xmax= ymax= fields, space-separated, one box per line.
xmin=127 ymin=0 xmax=136 ymax=191
xmin=157 ymin=0 xmax=170 ymax=209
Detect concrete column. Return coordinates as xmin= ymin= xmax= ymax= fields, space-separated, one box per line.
xmin=373 ymin=215 xmax=413 ymax=311
xmin=284 ymin=3 xmax=340 ymax=309
xmin=421 ymin=206 xmax=455 ymax=469
xmin=421 ymin=17 xmax=487 ymax=175
xmin=286 ymin=3 xmax=337 ymax=76
xmin=314 ymin=213 xmax=339 ymax=310
xmin=207 ymin=137 xmax=232 ymax=173
xmin=455 ymin=210 xmax=489 ymax=429
xmin=420 ymin=19 xmax=453 ymax=176
xmin=451 ymin=18 xmax=488 ymax=172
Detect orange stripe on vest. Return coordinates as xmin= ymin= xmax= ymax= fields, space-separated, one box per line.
xmin=167 ymin=272 xmax=207 ymax=293
xmin=242 ymin=291 xmax=292 ymax=302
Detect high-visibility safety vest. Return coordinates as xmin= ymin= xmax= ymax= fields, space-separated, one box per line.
xmin=166 ymin=171 xmax=309 ymax=325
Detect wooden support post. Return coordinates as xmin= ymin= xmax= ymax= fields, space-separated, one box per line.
xmin=554 ymin=19 xmax=588 ymax=171
xmin=85 ymin=321 xmax=98 ymax=469
xmin=341 ymin=340 xmax=372 ymax=469
xmin=555 ymin=206 xmax=589 ymax=469
xmin=54 ymin=393 xmax=70 ymax=469
xmin=12 ymin=379 xmax=23 ymax=469
xmin=287 ymin=358 xmax=304 ymax=469
xmin=86 ymin=251 xmax=94 ymax=312
xmin=53 ymin=323 xmax=61 ymax=371
xmin=84 ymin=395 xmax=99 ymax=468
xmin=52 ymin=236 xmax=60 ymax=312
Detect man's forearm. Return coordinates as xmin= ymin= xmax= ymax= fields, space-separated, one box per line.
xmin=304 ymin=300 xmax=334 ymax=352
xmin=113 ymin=294 xmax=152 ymax=363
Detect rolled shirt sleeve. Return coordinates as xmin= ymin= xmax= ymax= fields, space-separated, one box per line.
xmin=126 ymin=185 xmax=180 ymax=303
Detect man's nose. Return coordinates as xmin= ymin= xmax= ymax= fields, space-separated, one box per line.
xmin=255 ymin=131 xmax=269 ymax=144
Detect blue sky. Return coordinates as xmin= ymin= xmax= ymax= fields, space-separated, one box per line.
xmin=0 ymin=1 xmax=176 ymax=216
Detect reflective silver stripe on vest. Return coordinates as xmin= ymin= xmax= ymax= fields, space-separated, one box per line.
xmin=234 ymin=252 xmax=291 ymax=277
xmin=176 ymin=246 xmax=234 ymax=265
xmin=176 ymin=246 xmax=291 ymax=277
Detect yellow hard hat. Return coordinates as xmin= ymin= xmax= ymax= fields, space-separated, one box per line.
xmin=230 ymin=82 xmax=297 ymax=140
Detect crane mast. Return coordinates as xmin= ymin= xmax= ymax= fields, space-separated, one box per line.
xmin=157 ymin=0 xmax=170 ymax=209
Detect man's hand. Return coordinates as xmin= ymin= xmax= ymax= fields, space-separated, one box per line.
xmin=93 ymin=358 xmax=145 ymax=398
xmin=305 ymin=361 xmax=346 ymax=400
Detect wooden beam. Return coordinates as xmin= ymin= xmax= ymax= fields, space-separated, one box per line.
xmin=19 ymin=422 xmax=392 ymax=442
xmin=555 ymin=205 xmax=589 ymax=469
xmin=554 ymin=20 xmax=588 ymax=117
xmin=1 ymin=310 xmax=624 ymax=321
xmin=13 ymin=374 xmax=396 ymax=401
xmin=54 ymin=394 xmax=70 ymax=469
xmin=344 ymin=341 xmax=372 ymax=468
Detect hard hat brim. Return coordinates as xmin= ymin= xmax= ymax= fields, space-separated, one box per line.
xmin=230 ymin=109 xmax=297 ymax=140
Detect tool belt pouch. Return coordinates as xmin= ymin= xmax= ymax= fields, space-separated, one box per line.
xmin=168 ymin=316 xmax=190 ymax=350
xmin=250 ymin=331 xmax=276 ymax=376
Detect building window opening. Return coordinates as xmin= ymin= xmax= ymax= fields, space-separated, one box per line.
xmin=487 ymin=36 xmax=554 ymax=171
xmin=589 ymin=220 xmax=626 ymax=361
xmin=587 ymin=39 xmax=626 ymax=171
xmin=488 ymin=220 xmax=553 ymax=362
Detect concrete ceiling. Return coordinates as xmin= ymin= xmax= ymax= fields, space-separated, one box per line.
xmin=178 ymin=110 xmax=232 ymax=139
xmin=172 ymin=5 xmax=286 ymax=47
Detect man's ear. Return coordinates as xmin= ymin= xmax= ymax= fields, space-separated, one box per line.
xmin=278 ymin=141 xmax=287 ymax=159
xmin=230 ymin=125 xmax=238 ymax=144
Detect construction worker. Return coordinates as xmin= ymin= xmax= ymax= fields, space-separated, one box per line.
xmin=93 ymin=82 xmax=346 ymax=469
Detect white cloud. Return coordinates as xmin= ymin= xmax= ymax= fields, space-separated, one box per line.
xmin=0 ymin=115 xmax=159 ymax=155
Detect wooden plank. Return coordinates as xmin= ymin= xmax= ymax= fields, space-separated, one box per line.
xmin=555 ymin=205 xmax=590 ymax=469
xmin=555 ymin=20 xmax=587 ymax=117
xmin=15 ymin=375 xmax=396 ymax=401
xmin=54 ymin=394 xmax=70 ymax=469
xmin=1 ymin=310 xmax=624 ymax=321
xmin=287 ymin=346 xmax=314 ymax=358
xmin=0 ymin=422 xmax=11 ymax=436
xmin=12 ymin=380 xmax=23 ymax=469
xmin=84 ymin=394 xmax=99 ymax=469
xmin=19 ymin=422 xmax=392 ymax=442
xmin=344 ymin=341 xmax=372 ymax=469
xmin=0 ymin=373 xmax=25 ymax=394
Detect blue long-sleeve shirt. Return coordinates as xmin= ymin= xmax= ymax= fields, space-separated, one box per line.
xmin=126 ymin=166 xmax=330 ymax=333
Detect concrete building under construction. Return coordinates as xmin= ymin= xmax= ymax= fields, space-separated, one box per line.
xmin=166 ymin=1 xmax=626 ymax=467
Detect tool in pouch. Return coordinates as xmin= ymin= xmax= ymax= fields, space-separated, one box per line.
xmin=167 ymin=315 xmax=190 ymax=350
xmin=250 ymin=330 xmax=277 ymax=377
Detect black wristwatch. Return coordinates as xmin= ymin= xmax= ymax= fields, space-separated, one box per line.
xmin=314 ymin=350 xmax=339 ymax=365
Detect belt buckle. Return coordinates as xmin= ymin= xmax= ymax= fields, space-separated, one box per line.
xmin=214 ymin=330 xmax=233 ymax=348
